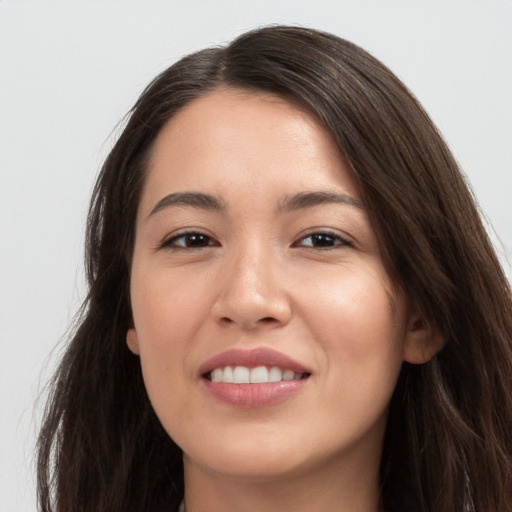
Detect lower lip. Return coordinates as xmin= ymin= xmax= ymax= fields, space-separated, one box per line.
xmin=202 ymin=378 xmax=308 ymax=408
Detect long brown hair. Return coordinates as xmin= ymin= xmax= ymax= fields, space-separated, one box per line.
xmin=37 ymin=25 xmax=512 ymax=512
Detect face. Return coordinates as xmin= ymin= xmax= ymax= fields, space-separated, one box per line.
xmin=128 ymin=89 xmax=427 ymax=483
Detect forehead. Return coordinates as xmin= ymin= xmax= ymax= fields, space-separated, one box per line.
xmin=140 ymin=88 xmax=360 ymax=215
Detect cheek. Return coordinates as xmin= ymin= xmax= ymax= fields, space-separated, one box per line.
xmin=131 ymin=264 xmax=212 ymax=343
xmin=129 ymin=263 xmax=224 ymax=422
xmin=300 ymin=261 xmax=403 ymax=336
xmin=297 ymin=263 xmax=406 ymax=394
xmin=129 ymin=269 xmax=197 ymax=408
xmin=304 ymin=279 xmax=405 ymax=448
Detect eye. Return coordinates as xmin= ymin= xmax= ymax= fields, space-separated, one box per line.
xmin=160 ymin=231 xmax=218 ymax=250
xmin=293 ymin=231 xmax=352 ymax=249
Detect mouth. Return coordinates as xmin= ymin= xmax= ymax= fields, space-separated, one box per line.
xmin=199 ymin=348 xmax=311 ymax=408
xmin=205 ymin=365 xmax=310 ymax=384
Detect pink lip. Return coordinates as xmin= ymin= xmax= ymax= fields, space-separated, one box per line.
xmin=203 ymin=380 xmax=308 ymax=408
xmin=199 ymin=348 xmax=311 ymax=408
xmin=198 ymin=347 xmax=310 ymax=376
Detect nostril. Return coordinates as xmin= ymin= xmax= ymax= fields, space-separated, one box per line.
xmin=217 ymin=316 xmax=278 ymax=328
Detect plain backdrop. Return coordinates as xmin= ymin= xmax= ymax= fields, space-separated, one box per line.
xmin=0 ymin=1 xmax=511 ymax=510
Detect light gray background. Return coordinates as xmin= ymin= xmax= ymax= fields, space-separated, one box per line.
xmin=1 ymin=1 xmax=511 ymax=510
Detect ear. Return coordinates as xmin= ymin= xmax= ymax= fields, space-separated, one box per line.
xmin=403 ymin=309 xmax=444 ymax=364
xmin=126 ymin=327 xmax=141 ymax=355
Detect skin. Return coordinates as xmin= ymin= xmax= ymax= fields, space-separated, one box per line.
xmin=127 ymin=88 xmax=439 ymax=512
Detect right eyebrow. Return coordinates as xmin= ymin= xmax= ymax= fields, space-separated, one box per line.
xmin=147 ymin=191 xmax=227 ymax=219
xmin=278 ymin=190 xmax=363 ymax=212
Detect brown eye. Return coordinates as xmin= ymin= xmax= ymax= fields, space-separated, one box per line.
xmin=294 ymin=232 xmax=351 ymax=249
xmin=162 ymin=232 xmax=217 ymax=249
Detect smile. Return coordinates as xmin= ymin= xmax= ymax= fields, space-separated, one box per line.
xmin=200 ymin=348 xmax=311 ymax=407
xmin=209 ymin=365 xmax=307 ymax=383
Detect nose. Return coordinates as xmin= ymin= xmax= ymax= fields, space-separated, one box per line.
xmin=211 ymin=245 xmax=292 ymax=330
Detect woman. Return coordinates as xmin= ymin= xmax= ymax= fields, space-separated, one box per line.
xmin=37 ymin=25 xmax=512 ymax=512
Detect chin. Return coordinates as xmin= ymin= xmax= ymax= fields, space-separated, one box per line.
xmin=180 ymin=426 xmax=313 ymax=481
xmin=185 ymin=449 xmax=312 ymax=483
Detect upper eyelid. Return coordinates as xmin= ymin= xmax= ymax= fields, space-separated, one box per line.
xmin=157 ymin=227 xmax=354 ymax=249
xmin=294 ymin=228 xmax=352 ymax=243
xmin=159 ymin=230 xmax=219 ymax=249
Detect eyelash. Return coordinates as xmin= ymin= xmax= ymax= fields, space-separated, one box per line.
xmin=292 ymin=231 xmax=353 ymax=249
xmin=159 ymin=230 xmax=352 ymax=251
xmin=160 ymin=231 xmax=218 ymax=250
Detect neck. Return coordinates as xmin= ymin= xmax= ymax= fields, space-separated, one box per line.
xmin=182 ymin=446 xmax=382 ymax=512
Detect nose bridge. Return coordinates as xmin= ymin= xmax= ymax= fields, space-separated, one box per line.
xmin=235 ymin=238 xmax=272 ymax=291
xmin=213 ymin=235 xmax=291 ymax=328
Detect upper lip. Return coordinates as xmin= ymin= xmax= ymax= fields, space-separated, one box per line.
xmin=198 ymin=347 xmax=310 ymax=377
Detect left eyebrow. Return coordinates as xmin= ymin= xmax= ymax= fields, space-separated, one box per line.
xmin=278 ymin=191 xmax=363 ymax=212
xmin=147 ymin=191 xmax=227 ymax=219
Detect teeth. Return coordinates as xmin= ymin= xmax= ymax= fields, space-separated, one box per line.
xmin=268 ymin=367 xmax=282 ymax=382
xmin=211 ymin=368 xmax=223 ymax=382
xmin=224 ymin=366 xmax=234 ymax=382
xmin=210 ymin=365 xmax=305 ymax=384
xmin=250 ymin=366 xmax=269 ymax=383
xmin=283 ymin=370 xmax=295 ymax=381
xmin=233 ymin=366 xmax=250 ymax=383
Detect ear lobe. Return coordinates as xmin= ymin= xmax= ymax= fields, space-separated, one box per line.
xmin=403 ymin=312 xmax=444 ymax=364
xmin=126 ymin=328 xmax=141 ymax=355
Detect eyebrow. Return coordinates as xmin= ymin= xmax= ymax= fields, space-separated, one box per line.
xmin=148 ymin=189 xmax=363 ymax=219
xmin=279 ymin=191 xmax=363 ymax=212
xmin=148 ymin=191 xmax=227 ymax=218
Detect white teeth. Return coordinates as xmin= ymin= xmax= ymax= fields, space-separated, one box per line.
xmin=233 ymin=366 xmax=250 ymax=383
xmin=223 ymin=366 xmax=234 ymax=383
xmin=268 ymin=367 xmax=283 ymax=382
xmin=209 ymin=365 xmax=305 ymax=384
xmin=250 ymin=366 xmax=269 ymax=383
xmin=211 ymin=368 xmax=223 ymax=382
xmin=282 ymin=369 xmax=295 ymax=381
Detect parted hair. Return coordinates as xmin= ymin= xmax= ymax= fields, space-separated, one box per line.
xmin=37 ymin=25 xmax=512 ymax=512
